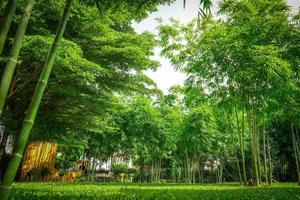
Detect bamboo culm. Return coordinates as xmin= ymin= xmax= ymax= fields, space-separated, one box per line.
xmin=0 ymin=0 xmax=17 ymax=54
xmin=292 ymin=124 xmax=300 ymax=185
xmin=233 ymin=95 xmax=247 ymax=185
xmin=224 ymin=108 xmax=243 ymax=184
xmin=0 ymin=0 xmax=34 ymax=118
xmin=263 ymin=128 xmax=268 ymax=184
xmin=266 ymin=131 xmax=272 ymax=185
xmin=0 ymin=0 xmax=7 ymax=13
xmin=0 ymin=0 xmax=73 ymax=199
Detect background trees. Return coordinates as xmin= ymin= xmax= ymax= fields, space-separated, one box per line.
xmin=159 ymin=0 xmax=300 ymax=185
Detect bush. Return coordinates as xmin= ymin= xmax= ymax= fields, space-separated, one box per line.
xmin=40 ymin=167 xmax=51 ymax=177
xmin=58 ymin=169 xmax=65 ymax=177
xmin=127 ymin=168 xmax=136 ymax=174
xmin=75 ymin=175 xmax=88 ymax=182
xmin=27 ymin=167 xmax=51 ymax=181
xmin=98 ymin=168 xmax=109 ymax=174
xmin=159 ymin=179 xmax=167 ymax=184
xmin=111 ymin=164 xmax=128 ymax=175
xmin=9 ymin=183 xmax=300 ymax=200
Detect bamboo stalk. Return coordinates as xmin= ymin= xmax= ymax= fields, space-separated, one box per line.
xmin=263 ymin=127 xmax=268 ymax=184
xmin=224 ymin=108 xmax=243 ymax=184
xmin=0 ymin=0 xmax=8 ymax=14
xmin=256 ymin=120 xmax=261 ymax=184
xmin=198 ymin=157 xmax=202 ymax=183
xmin=266 ymin=131 xmax=272 ymax=185
xmin=253 ymin=112 xmax=259 ymax=186
xmin=0 ymin=0 xmax=17 ymax=54
xmin=0 ymin=1 xmax=73 ymax=199
xmin=292 ymin=124 xmax=300 ymax=185
xmin=241 ymin=98 xmax=247 ymax=185
xmin=233 ymin=96 xmax=247 ymax=185
xmin=0 ymin=0 xmax=34 ymax=118
xmin=294 ymin=126 xmax=300 ymax=165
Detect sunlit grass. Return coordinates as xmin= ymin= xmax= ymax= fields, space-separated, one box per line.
xmin=9 ymin=182 xmax=300 ymax=200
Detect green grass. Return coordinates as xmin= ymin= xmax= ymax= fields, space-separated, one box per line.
xmin=9 ymin=182 xmax=300 ymax=200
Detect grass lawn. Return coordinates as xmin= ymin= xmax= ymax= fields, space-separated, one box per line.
xmin=9 ymin=182 xmax=300 ymax=200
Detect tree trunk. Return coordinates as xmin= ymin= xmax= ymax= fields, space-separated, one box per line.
xmin=235 ymin=152 xmax=242 ymax=185
xmin=219 ymin=160 xmax=223 ymax=183
xmin=255 ymin=117 xmax=261 ymax=185
xmin=233 ymin=98 xmax=247 ymax=185
xmin=266 ymin=131 xmax=272 ymax=185
xmin=247 ymin=108 xmax=259 ymax=186
xmin=0 ymin=0 xmax=73 ymax=199
xmin=257 ymin=128 xmax=262 ymax=184
xmin=263 ymin=128 xmax=268 ymax=184
xmin=294 ymin=127 xmax=300 ymax=170
xmin=140 ymin=156 xmax=144 ymax=182
xmin=241 ymin=101 xmax=247 ymax=185
xmin=158 ymin=157 xmax=162 ymax=182
xmin=0 ymin=0 xmax=34 ymax=118
xmin=0 ymin=0 xmax=7 ymax=14
xmin=253 ymin=113 xmax=259 ymax=186
xmin=90 ymin=154 xmax=97 ymax=182
xmin=150 ymin=157 xmax=154 ymax=182
xmin=224 ymin=108 xmax=242 ymax=185
xmin=0 ymin=131 xmax=9 ymax=181
xmin=81 ymin=151 xmax=86 ymax=174
xmin=0 ymin=130 xmax=8 ymax=159
xmin=185 ymin=152 xmax=191 ymax=183
xmin=216 ymin=162 xmax=219 ymax=183
xmin=198 ymin=158 xmax=201 ymax=183
xmin=292 ymin=124 xmax=300 ymax=185
xmin=0 ymin=0 xmax=17 ymax=54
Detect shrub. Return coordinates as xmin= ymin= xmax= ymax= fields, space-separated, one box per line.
xmin=75 ymin=175 xmax=88 ymax=182
xmin=112 ymin=164 xmax=128 ymax=175
xmin=9 ymin=183 xmax=300 ymax=200
xmin=58 ymin=169 xmax=65 ymax=177
xmin=40 ymin=167 xmax=51 ymax=177
xmin=27 ymin=167 xmax=51 ymax=181
xmin=127 ymin=168 xmax=136 ymax=174
xmin=159 ymin=179 xmax=167 ymax=184
xmin=98 ymin=168 xmax=109 ymax=174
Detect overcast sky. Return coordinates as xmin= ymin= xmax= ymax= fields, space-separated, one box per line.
xmin=133 ymin=0 xmax=300 ymax=94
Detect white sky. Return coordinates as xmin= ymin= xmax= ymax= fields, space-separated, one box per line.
xmin=133 ymin=0 xmax=300 ymax=94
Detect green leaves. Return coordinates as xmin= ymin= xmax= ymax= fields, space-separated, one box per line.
xmin=2 ymin=0 xmax=167 ymax=150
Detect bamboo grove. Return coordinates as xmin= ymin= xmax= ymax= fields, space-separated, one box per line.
xmin=0 ymin=0 xmax=299 ymax=199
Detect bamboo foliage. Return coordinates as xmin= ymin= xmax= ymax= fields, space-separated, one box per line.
xmin=0 ymin=0 xmax=35 ymax=118
xmin=0 ymin=0 xmax=17 ymax=54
